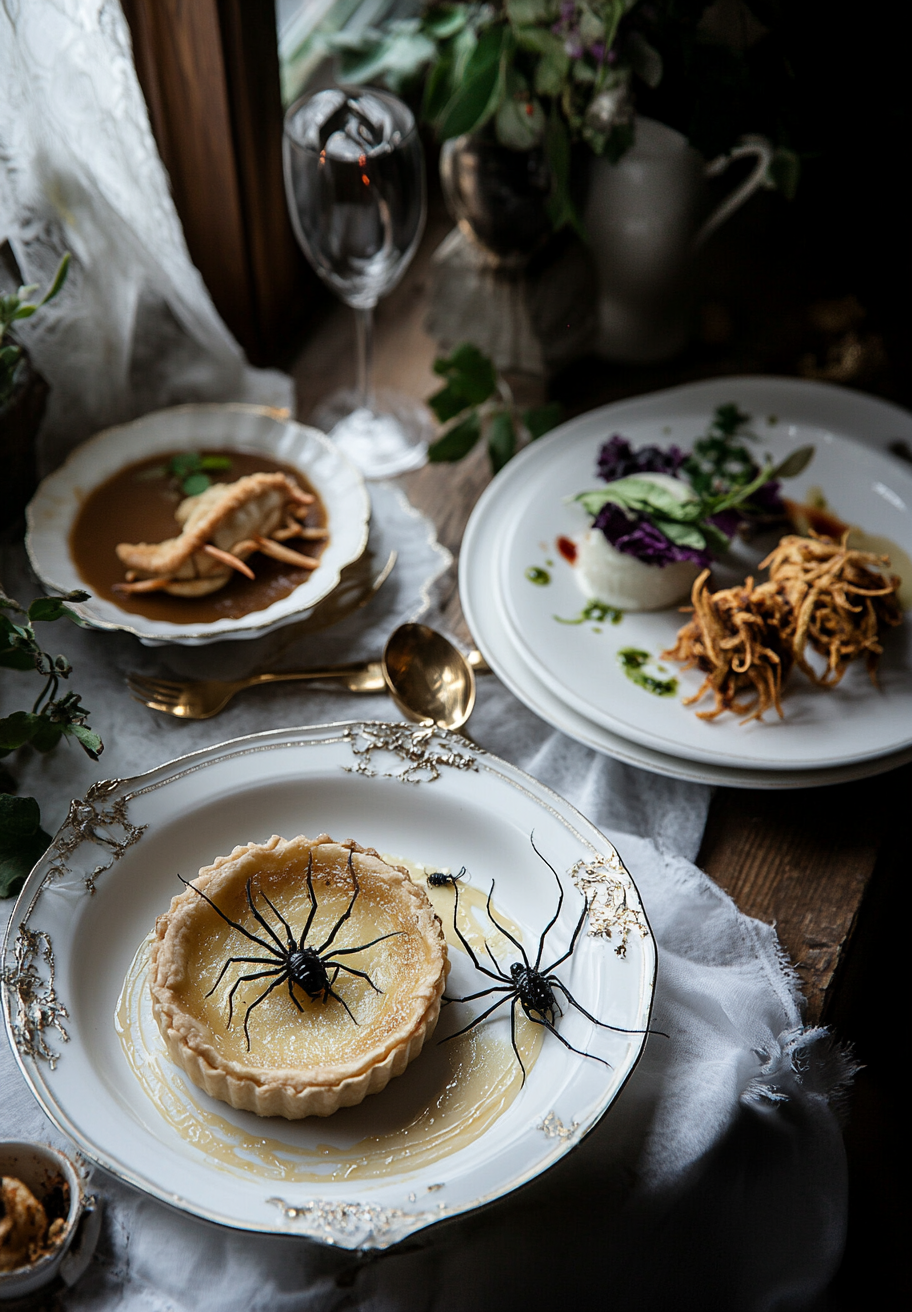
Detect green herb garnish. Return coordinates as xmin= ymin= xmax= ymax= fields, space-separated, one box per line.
xmin=168 ymin=452 xmax=233 ymax=496
xmin=574 ymin=445 xmax=814 ymax=558
xmin=526 ymin=566 xmax=551 ymax=585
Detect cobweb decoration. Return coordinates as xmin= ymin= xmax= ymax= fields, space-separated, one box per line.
xmin=0 ymin=0 xmax=292 ymax=472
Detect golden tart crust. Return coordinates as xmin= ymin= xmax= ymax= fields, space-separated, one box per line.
xmin=149 ymin=834 xmax=448 ymax=1118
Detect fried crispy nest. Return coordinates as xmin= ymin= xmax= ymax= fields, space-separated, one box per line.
xmin=663 ymin=533 xmax=903 ymax=722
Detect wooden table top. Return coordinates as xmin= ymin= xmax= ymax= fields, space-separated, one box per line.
xmin=290 ymin=205 xmax=909 ymax=1030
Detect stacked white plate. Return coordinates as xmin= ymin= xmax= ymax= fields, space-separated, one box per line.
xmin=460 ymin=377 xmax=912 ymax=788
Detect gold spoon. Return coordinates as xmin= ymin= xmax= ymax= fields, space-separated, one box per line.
xmin=128 ymin=622 xmax=483 ymax=723
xmin=383 ymin=623 xmax=476 ymax=732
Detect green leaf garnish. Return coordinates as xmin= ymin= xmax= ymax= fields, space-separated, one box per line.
xmin=165 ymin=451 xmax=231 ymax=496
xmin=181 ymin=472 xmax=211 ymax=497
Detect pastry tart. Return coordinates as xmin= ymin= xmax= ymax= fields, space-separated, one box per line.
xmin=149 ymin=834 xmax=448 ymax=1118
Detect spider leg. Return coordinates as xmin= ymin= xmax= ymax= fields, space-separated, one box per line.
xmin=549 ymin=979 xmax=656 ymax=1035
xmin=300 ymin=851 xmax=320 ymax=945
xmin=205 ymin=954 xmax=281 ymax=998
xmin=451 ymin=883 xmax=503 ymax=982
xmin=317 ymin=850 xmax=359 ymax=953
xmin=442 ymin=984 xmax=513 ymax=1006
xmin=242 ymin=881 xmax=288 ymax=955
xmin=485 ymin=880 xmax=529 ymax=968
xmin=178 ymin=875 xmax=282 ymax=957
xmin=520 ymin=997 xmax=556 ymax=1028
xmin=530 ymin=832 xmax=564 ymax=970
xmin=542 ymin=896 xmax=589 ymax=974
xmin=253 ymin=884 xmax=295 ymax=951
xmin=484 ymin=941 xmax=506 ymax=975
xmin=510 ymin=996 xmax=528 ymax=1086
xmin=325 ymin=982 xmax=358 ymax=1025
xmin=531 ymin=1008 xmax=612 ymax=1069
xmin=243 ymin=972 xmax=289 ymax=1050
xmin=332 ymin=962 xmax=383 ymax=994
xmin=327 ymin=930 xmax=404 ymax=957
xmin=287 ymin=975 xmax=306 ymax=1013
xmin=438 ymin=991 xmax=513 ymax=1044
xmin=225 ymin=966 xmax=285 ymax=1030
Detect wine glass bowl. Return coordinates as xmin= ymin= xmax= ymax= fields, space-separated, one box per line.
xmin=283 ymin=88 xmax=429 ymax=478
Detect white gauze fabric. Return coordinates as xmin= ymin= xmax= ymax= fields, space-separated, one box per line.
xmin=0 ymin=587 xmax=853 ymax=1309
xmin=0 ymin=0 xmax=292 ymax=473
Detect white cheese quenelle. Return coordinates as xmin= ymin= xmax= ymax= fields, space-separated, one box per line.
xmin=575 ymin=473 xmax=702 ymax=611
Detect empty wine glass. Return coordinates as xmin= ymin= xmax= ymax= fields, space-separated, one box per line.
xmin=283 ymin=86 xmax=429 ymax=478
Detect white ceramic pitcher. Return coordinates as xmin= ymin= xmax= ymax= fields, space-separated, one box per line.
xmin=584 ymin=117 xmax=773 ymax=362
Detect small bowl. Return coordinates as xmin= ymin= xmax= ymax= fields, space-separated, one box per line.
xmin=0 ymin=1141 xmax=101 ymax=1300
xmin=25 ymin=403 xmax=370 ymax=647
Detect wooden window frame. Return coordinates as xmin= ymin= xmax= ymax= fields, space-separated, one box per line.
xmin=122 ymin=0 xmax=319 ymax=365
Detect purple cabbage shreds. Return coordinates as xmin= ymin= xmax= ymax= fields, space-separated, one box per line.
xmin=596 ymin=435 xmax=686 ymax=483
xmin=709 ymin=509 xmax=741 ymax=539
xmin=593 ymin=502 xmax=711 ymax=567
xmin=745 ymin=478 xmax=785 ymax=515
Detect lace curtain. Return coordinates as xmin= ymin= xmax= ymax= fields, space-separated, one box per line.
xmin=0 ymin=0 xmax=292 ymax=473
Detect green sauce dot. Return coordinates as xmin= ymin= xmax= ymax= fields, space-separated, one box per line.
xmin=554 ymin=599 xmax=623 ymax=625
xmin=617 ymin=647 xmax=678 ymax=697
xmin=526 ymin=566 xmax=551 ymax=586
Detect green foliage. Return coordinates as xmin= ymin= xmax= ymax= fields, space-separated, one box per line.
xmin=576 ymin=438 xmax=814 ymax=554
xmin=1 ymin=587 xmax=104 ymax=896
xmin=0 ymin=253 xmax=70 ymax=407
xmin=427 ymin=342 xmax=561 ymax=474
xmin=328 ymin=0 xmax=803 ymax=237
xmin=0 ymin=794 xmax=51 ymax=899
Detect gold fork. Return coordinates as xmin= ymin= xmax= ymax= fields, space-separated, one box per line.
xmin=127 ymin=662 xmax=386 ymax=720
xmin=128 ymin=648 xmax=491 ymax=720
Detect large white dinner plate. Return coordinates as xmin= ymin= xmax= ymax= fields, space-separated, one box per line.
xmin=493 ymin=378 xmax=912 ymax=772
xmin=461 ymin=376 xmax=912 ymax=788
xmin=2 ymin=723 xmax=655 ymax=1249
xmin=26 ymin=404 xmax=370 ymax=646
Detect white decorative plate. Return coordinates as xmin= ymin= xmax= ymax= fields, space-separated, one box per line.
xmin=461 ymin=376 xmax=912 ymax=787
xmin=26 ymin=404 xmax=370 ymax=646
xmin=2 ymin=723 xmax=655 ymax=1249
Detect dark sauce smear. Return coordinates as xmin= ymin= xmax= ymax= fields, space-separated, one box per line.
xmin=69 ymin=450 xmax=328 ymax=624
xmin=556 ymin=535 xmax=577 ymax=564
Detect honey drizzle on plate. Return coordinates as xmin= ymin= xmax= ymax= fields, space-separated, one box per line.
xmin=115 ymin=862 xmax=541 ymax=1183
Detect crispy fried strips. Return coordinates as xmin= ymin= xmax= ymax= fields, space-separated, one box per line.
xmin=663 ymin=533 xmax=902 ymax=722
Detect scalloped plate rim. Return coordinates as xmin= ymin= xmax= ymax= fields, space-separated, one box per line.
xmin=24 ymin=403 xmax=370 ymax=646
xmin=2 ymin=721 xmax=657 ymax=1248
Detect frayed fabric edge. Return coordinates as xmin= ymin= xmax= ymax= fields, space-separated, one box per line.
xmin=742 ymin=1025 xmax=860 ymax=1124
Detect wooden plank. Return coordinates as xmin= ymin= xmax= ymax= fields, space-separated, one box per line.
xmin=696 ymin=767 xmax=910 ymax=1022
xmin=123 ymin=0 xmax=311 ymax=362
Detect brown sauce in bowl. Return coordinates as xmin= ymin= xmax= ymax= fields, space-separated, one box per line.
xmin=69 ymin=450 xmax=328 ymax=624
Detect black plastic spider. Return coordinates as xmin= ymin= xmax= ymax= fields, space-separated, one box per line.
xmin=179 ymin=849 xmax=401 ymax=1050
xmin=427 ymin=866 xmax=466 ymax=888
xmin=441 ymin=837 xmax=652 ymax=1083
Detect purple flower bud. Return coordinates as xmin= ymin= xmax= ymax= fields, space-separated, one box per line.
xmin=597 ymin=435 xmax=686 ymax=482
xmin=560 ymin=1 xmax=576 ymax=20
xmin=607 ymin=47 xmax=618 ymax=64
xmin=590 ymin=40 xmax=606 ymax=63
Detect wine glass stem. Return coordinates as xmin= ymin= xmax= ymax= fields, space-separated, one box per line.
xmin=354 ymin=306 xmax=374 ymax=409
